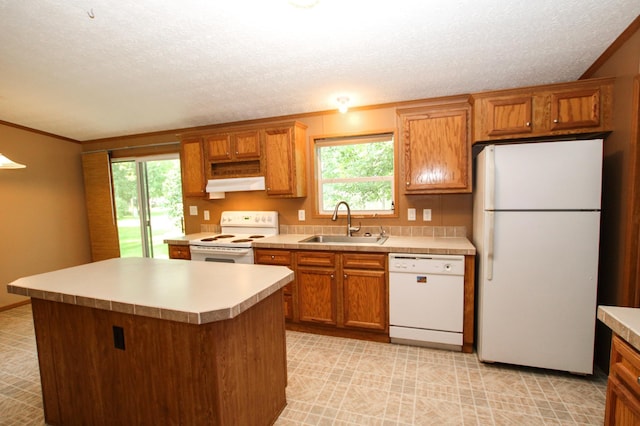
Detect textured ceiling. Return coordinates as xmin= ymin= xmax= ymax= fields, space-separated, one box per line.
xmin=0 ymin=1 xmax=638 ymax=142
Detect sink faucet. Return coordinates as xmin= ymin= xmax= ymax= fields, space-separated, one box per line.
xmin=331 ymin=201 xmax=361 ymax=236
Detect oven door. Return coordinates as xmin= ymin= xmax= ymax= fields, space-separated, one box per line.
xmin=189 ymin=245 xmax=254 ymax=264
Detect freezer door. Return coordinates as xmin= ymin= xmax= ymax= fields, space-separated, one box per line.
xmin=477 ymin=210 xmax=600 ymax=374
xmin=486 ymin=139 xmax=602 ymax=210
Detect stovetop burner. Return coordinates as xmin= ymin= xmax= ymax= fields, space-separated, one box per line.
xmin=249 ymin=235 xmax=264 ymax=239
xmin=200 ymin=234 xmax=235 ymax=242
xmin=231 ymin=239 xmax=253 ymax=243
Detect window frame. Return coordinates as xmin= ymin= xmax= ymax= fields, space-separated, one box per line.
xmin=312 ymin=130 xmax=398 ymax=218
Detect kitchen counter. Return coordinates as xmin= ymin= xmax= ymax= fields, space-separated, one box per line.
xmin=8 ymin=257 xmax=292 ymax=425
xmin=598 ymin=305 xmax=640 ymax=352
xmin=8 ymin=257 xmax=293 ymax=324
xmin=165 ymin=233 xmax=476 ymax=255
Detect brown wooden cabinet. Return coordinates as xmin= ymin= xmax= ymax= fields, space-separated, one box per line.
xmin=473 ymin=77 xmax=613 ymax=142
xmin=168 ymin=244 xmax=191 ymax=260
xmin=605 ymin=334 xmax=640 ymax=425
xmin=263 ymin=122 xmax=307 ymax=198
xmin=342 ymin=253 xmax=387 ymax=331
xmin=296 ymin=251 xmax=338 ymax=325
xmin=180 ymin=137 xmax=206 ymax=197
xmin=205 ymin=130 xmax=261 ymax=162
xmin=398 ymin=97 xmax=472 ymax=194
xmin=296 ymin=251 xmax=387 ymax=333
xmin=255 ymin=249 xmax=295 ymax=320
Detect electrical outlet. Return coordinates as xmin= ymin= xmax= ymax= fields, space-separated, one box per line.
xmin=298 ymin=209 xmax=306 ymax=221
xmin=423 ymin=209 xmax=432 ymax=221
xmin=189 ymin=205 xmax=198 ymax=216
xmin=408 ymin=208 xmax=416 ymax=221
xmin=204 ymin=210 xmax=210 ymax=221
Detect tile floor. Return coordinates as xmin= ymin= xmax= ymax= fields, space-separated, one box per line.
xmin=0 ymin=304 xmax=608 ymax=425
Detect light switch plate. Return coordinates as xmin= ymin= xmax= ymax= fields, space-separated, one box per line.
xmin=204 ymin=210 xmax=210 ymax=221
xmin=408 ymin=208 xmax=416 ymax=221
xmin=298 ymin=209 xmax=305 ymax=221
xmin=189 ymin=205 xmax=198 ymax=216
xmin=423 ymin=209 xmax=432 ymax=221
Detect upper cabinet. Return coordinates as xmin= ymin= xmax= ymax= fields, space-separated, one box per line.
xmin=399 ymin=97 xmax=472 ymax=194
xmin=180 ymin=137 xmax=206 ymax=197
xmin=180 ymin=121 xmax=307 ymax=198
xmin=205 ymin=130 xmax=261 ymax=162
xmin=472 ymin=77 xmax=614 ymax=142
xmin=263 ymin=121 xmax=307 ymax=198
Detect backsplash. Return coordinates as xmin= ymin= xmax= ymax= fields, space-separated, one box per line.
xmin=200 ymin=224 xmax=467 ymax=238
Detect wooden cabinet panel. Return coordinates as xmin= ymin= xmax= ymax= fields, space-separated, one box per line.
xmin=485 ymin=96 xmax=533 ymax=136
xmin=343 ymin=268 xmax=386 ymax=331
xmin=234 ymin=130 xmax=261 ymax=159
xmin=342 ymin=253 xmax=386 ymax=270
xmin=255 ymin=249 xmax=295 ymax=320
xmin=180 ymin=137 xmax=206 ymax=197
xmin=168 ymin=244 xmax=191 ymax=260
xmin=606 ymin=335 xmax=640 ymax=425
xmin=549 ymin=88 xmax=601 ymax=130
xmin=399 ymin=100 xmax=471 ymax=194
xmin=205 ymin=131 xmax=261 ymax=162
xmin=205 ymin=134 xmax=232 ymax=161
xmin=297 ymin=267 xmax=337 ymax=325
xmin=297 ymin=251 xmax=336 ymax=267
xmin=473 ymin=77 xmax=613 ymax=142
xmin=263 ymin=122 xmax=307 ymax=198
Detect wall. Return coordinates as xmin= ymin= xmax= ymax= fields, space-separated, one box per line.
xmin=83 ymin=102 xmax=473 ymax=238
xmin=586 ymin=26 xmax=640 ymax=368
xmin=0 ymin=123 xmax=91 ymax=309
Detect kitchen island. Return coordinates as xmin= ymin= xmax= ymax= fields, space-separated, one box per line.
xmin=7 ymin=257 xmax=294 ymax=426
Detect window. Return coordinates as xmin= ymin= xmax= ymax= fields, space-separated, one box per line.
xmin=315 ymin=133 xmax=395 ymax=216
xmin=111 ymin=154 xmax=183 ymax=258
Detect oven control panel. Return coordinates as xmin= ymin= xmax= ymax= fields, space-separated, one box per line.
xmin=220 ymin=211 xmax=279 ymax=227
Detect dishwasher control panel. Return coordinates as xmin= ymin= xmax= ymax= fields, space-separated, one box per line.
xmin=388 ymin=254 xmax=464 ymax=275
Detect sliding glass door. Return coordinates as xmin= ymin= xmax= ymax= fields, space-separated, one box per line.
xmin=111 ymin=154 xmax=183 ymax=258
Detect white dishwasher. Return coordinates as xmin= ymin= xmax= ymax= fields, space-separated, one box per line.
xmin=389 ymin=253 xmax=465 ymax=350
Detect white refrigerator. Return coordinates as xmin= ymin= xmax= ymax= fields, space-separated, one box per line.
xmin=473 ymin=139 xmax=602 ymax=374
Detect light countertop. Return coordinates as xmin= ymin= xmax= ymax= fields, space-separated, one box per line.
xmin=7 ymin=258 xmax=293 ymax=325
xmin=598 ymin=306 xmax=640 ymax=352
xmin=165 ymin=233 xmax=476 ymax=256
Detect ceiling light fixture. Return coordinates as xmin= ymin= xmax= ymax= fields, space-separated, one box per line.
xmin=0 ymin=153 xmax=26 ymax=169
xmin=337 ymin=96 xmax=350 ymax=114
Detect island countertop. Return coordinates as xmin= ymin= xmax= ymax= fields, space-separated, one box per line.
xmin=7 ymin=257 xmax=293 ymax=325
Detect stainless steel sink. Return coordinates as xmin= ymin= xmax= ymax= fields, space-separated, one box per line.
xmin=299 ymin=235 xmax=388 ymax=245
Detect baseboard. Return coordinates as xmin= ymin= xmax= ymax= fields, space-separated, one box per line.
xmin=0 ymin=299 xmax=31 ymax=312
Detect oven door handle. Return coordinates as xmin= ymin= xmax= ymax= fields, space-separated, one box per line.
xmin=189 ymin=246 xmax=251 ymax=255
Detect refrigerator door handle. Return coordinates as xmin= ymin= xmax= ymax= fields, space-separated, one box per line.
xmin=486 ymin=146 xmax=496 ymax=211
xmin=486 ymin=211 xmax=494 ymax=280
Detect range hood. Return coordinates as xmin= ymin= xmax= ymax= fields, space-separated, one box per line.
xmin=206 ymin=176 xmax=265 ymax=199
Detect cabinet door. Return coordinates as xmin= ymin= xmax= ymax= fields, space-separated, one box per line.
xmin=264 ymin=127 xmax=295 ymax=196
xmin=297 ymin=267 xmax=337 ymax=325
xmin=403 ymin=107 xmax=471 ymax=193
xmin=255 ymin=249 xmax=295 ymax=320
xmin=606 ymin=335 xmax=640 ymax=425
xmin=343 ymin=269 xmax=386 ymax=331
xmin=485 ymin=96 xmax=533 ymax=136
xmin=549 ymin=88 xmax=600 ymax=131
xmin=205 ymin=134 xmax=232 ymax=161
xmin=234 ymin=130 xmax=261 ymax=159
xmin=181 ymin=137 xmax=205 ymax=197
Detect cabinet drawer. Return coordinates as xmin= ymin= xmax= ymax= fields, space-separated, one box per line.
xmin=296 ymin=251 xmax=336 ymax=268
xmin=255 ymin=249 xmax=292 ymax=266
xmin=342 ymin=253 xmax=386 ymax=270
xmin=168 ymin=244 xmax=191 ymax=260
xmin=611 ymin=335 xmax=640 ymax=396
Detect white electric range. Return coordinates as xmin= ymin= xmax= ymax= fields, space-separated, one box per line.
xmin=189 ymin=211 xmax=279 ymax=264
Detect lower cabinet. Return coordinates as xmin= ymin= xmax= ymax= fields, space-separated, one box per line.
xmin=254 ymin=249 xmax=295 ymax=321
xmin=605 ymin=334 xmax=640 ymax=425
xmin=168 ymin=244 xmax=191 ymax=260
xmin=255 ymin=249 xmax=388 ymax=340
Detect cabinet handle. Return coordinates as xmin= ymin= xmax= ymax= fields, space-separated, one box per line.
xmin=525 ymin=121 xmax=531 ymax=127
xmin=553 ymin=119 xmax=559 ymax=123
xmin=406 ymin=181 xmax=410 ymax=186
xmin=637 ymin=376 xmax=640 ymax=385
xmin=235 ymin=151 xmax=239 ymax=155
xmin=344 ymin=274 xmax=347 ymax=279
xmin=271 ymin=255 xmax=275 ymax=259
xmin=330 ymin=274 xmax=334 ymax=279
